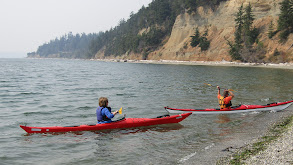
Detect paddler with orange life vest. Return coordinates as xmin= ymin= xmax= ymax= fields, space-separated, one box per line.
xmin=217 ymin=86 xmax=234 ymax=109
xmin=96 ymin=97 xmax=119 ymax=124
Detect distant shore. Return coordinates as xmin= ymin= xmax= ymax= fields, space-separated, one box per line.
xmin=26 ymin=57 xmax=293 ymax=69
xmin=93 ymin=59 xmax=293 ymax=70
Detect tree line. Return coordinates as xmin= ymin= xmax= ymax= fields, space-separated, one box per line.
xmin=27 ymin=32 xmax=98 ymax=59
xmin=28 ymin=0 xmax=227 ymax=59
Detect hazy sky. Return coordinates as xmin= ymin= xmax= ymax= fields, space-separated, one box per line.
xmin=0 ymin=0 xmax=152 ymax=58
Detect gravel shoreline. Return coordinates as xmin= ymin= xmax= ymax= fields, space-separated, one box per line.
xmin=217 ymin=106 xmax=293 ymax=165
xmin=244 ymin=120 xmax=293 ymax=165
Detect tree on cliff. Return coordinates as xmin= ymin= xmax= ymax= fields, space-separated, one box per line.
xmin=190 ymin=27 xmax=200 ymax=47
xmin=243 ymin=3 xmax=258 ymax=46
xmin=278 ymin=0 xmax=293 ymax=41
xmin=227 ymin=4 xmax=244 ymax=61
xmin=199 ymin=29 xmax=210 ymax=51
xmin=227 ymin=3 xmax=261 ymax=62
xmin=190 ymin=27 xmax=210 ymax=51
xmin=268 ymin=21 xmax=276 ymax=39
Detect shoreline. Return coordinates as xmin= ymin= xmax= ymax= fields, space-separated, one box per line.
xmin=217 ymin=106 xmax=293 ymax=164
xmin=93 ymin=59 xmax=293 ymax=70
xmin=25 ymin=57 xmax=293 ymax=69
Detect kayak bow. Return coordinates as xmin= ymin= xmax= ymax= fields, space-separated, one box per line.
xmin=165 ymin=100 xmax=293 ymax=114
xmin=20 ymin=113 xmax=192 ymax=134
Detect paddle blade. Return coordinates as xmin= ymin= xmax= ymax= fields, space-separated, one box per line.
xmin=204 ymin=83 xmax=212 ymax=86
xmin=228 ymin=89 xmax=236 ymax=92
xmin=118 ymin=107 xmax=122 ymax=114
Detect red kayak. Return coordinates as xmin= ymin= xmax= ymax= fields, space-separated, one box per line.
xmin=20 ymin=113 xmax=192 ymax=134
xmin=165 ymin=100 xmax=293 ymax=114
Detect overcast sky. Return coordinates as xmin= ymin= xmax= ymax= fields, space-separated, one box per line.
xmin=0 ymin=0 xmax=152 ymax=58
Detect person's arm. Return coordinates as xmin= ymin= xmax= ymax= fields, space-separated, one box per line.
xmin=104 ymin=108 xmax=115 ymax=119
xmin=217 ymin=86 xmax=221 ymax=98
xmin=112 ymin=110 xmax=119 ymax=115
xmin=229 ymin=91 xmax=234 ymax=99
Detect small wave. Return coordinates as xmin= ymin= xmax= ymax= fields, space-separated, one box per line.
xmin=23 ymin=111 xmax=52 ymax=116
xmin=178 ymin=151 xmax=197 ymax=163
xmin=77 ymin=106 xmax=93 ymax=110
xmin=20 ymin=92 xmax=43 ymax=95
xmin=261 ymin=98 xmax=270 ymax=102
xmin=204 ymin=143 xmax=215 ymax=150
xmin=38 ymin=105 xmax=48 ymax=108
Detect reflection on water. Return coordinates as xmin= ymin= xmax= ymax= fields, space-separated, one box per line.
xmin=215 ymin=114 xmax=231 ymax=124
xmin=22 ymin=123 xmax=184 ymax=137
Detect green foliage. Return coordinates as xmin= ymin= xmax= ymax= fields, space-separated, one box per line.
xmin=268 ymin=21 xmax=276 ymax=39
xmin=226 ymin=39 xmax=243 ymax=61
xmin=190 ymin=27 xmax=210 ymax=51
xmin=243 ymin=3 xmax=259 ymax=46
xmin=190 ymin=27 xmax=200 ymax=47
xmin=234 ymin=4 xmax=244 ymax=46
xmin=199 ymin=29 xmax=210 ymax=51
xmin=199 ymin=37 xmax=210 ymax=51
xmin=227 ymin=3 xmax=261 ymax=62
xmin=277 ymin=0 xmax=293 ymax=41
xmin=249 ymin=27 xmax=260 ymax=44
xmin=28 ymin=32 xmax=98 ymax=59
xmin=243 ymin=3 xmax=254 ymax=36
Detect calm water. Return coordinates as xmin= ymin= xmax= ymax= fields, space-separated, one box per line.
xmin=0 ymin=58 xmax=293 ymax=165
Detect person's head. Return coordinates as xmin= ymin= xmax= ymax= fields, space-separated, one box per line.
xmin=99 ymin=97 xmax=108 ymax=107
xmin=223 ymin=90 xmax=229 ymax=97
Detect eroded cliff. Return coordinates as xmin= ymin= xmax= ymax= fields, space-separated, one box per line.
xmin=103 ymin=0 xmax=293 ymax=62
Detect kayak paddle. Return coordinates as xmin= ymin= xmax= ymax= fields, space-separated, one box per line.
xmin=118 ymin=107 xmax=122 ymax=114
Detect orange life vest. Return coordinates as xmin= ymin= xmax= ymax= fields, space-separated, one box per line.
xmin=219 ymin=96 xmax=232 ymax=109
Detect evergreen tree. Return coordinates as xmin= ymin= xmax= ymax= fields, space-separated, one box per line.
xmin=268 ymin=20 xmax=275 ymax=39
xmin=190 ymin=27 xmax=210 ymax=51
xmin=228 ymin=4 xmax=244 ymax=61
xmin=234 ymin=4 xmax=244 ymax=47
xmin=199 ymin=28 xmax=210 ymax=51
xmin=226 ymin=39 xmax=242 ymax=61
xmin=243 ymin=3 xmax=256 ymax=45
xmin=190 ymin=27 xmax=200 ymax=47
xmin=227 ymin=3 xmax=261 ymax=62
xmin=278 ymin=0 xmax=293 ymax=41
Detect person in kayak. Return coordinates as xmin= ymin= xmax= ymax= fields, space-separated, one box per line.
xmin=217 ymin=86 xmax=234 ymax=109
xmin=96 ymin=97 xmax=119 ymax=124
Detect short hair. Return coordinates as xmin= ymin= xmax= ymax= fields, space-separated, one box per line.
xmin=99 ymin=97 xmax=108 ymax=107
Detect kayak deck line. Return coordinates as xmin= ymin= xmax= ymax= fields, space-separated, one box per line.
xmin=165 ymin=100 xmax=293 ymax=114
xmin=20 ymin=113 xmax=192 ymax=134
